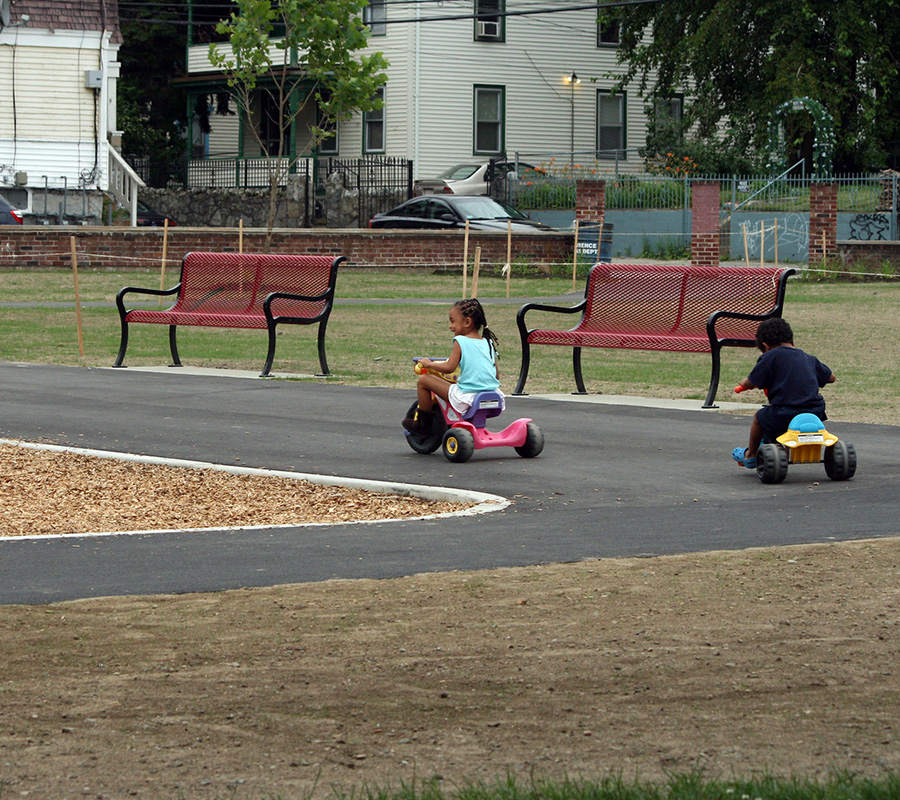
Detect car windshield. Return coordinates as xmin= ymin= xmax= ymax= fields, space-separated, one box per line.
xmin=450 ymin=196 xmax=527 ymax=221
xmin=435 ymin=164 xmax=481 ymax=180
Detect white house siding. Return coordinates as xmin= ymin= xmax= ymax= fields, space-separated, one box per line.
xmin=354 ymin=1 xmax=655 ymax=179
xmin=189 ymin=2 xmax=661 ymax=179
xmin=207 ymin=113 xmax=241 ymax=157
xmin=0 ymin=27 xmax=119 ymax=194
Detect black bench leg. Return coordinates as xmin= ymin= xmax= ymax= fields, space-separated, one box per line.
xmin=112 ymin=320 xmax=129 ymax=367
xmin=512 ymin=341 xmax=531 ymax=395
xmin=316 ymin=322 xmax=330 ymax=377
xmin=168 ymin=325 xmax=182 ymax=367
xmin=261 ymin=324 xmax=277 ymax=378
xmin=703 ymin=346 xmax=721 ymax=409
xmin=572 ymin=347 xmax=587 ymax=394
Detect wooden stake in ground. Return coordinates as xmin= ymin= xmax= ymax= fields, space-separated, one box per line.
xmin=572 ymin=219 xmax=580 ymax=291
xmin=462 ymin=220 xmax=470 ymax=297
xmin=471 ymin=246 xmax=481 ymax=298
xmin=742 ymin=223 xmax=750 ymax=266
xmin=760 ymin=220 xmax=765 ymax=266
xmin=70 ymin=236 xmax=84 ymax=357
xmin=505 ymin=220 xmax=512 ymax=298
xmin=158 ymin=218 xmax=169 ymax=306
xmin=239 ymin=218 xmax=244 ymax=254
xmin=774 ymin=217 xmax=779 ymax=265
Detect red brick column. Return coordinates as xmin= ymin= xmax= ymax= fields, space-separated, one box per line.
xmin=691 ymin=181 xmax=721 ymax=267
xmin=575 ymin=179 xmax=606 ymax=223
xmin=809 ymin=182 xmax=838 ymax=261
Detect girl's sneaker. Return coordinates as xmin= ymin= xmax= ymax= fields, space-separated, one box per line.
xmin=731 ymin=447 xmax=756 ymax=469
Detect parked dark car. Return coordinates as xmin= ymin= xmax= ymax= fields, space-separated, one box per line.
xmin=0 ymin=195 xmax=23 ymax=225
xmin=136 ymin=200 xmax=177 ymax=227
xmin=369 ymin=195 xmax=554 ymax=232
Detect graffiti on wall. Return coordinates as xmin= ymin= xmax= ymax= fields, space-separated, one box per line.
xmin=848 ymin=213 xmax=890 ymax=241
xmin=738 ymin=214 xmax=808 ymax=260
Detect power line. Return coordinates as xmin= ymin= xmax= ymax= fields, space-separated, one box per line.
xmin=120 ymin=0 xmax=668 ymax=27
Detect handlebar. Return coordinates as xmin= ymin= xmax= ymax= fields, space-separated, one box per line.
xmin=414 ymin=357 xmax=458 ymax=383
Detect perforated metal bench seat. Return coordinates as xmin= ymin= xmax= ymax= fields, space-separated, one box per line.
xmin=114 ymin=252 xmax=345 ymax=377
xmin=514 ymin=263 xmax=796 ymax=408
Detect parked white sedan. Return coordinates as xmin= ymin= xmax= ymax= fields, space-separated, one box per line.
xmin=413 ymin=160 xmax=538 ymax=196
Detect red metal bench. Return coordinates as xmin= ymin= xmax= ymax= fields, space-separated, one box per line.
xmin=514 ymin=263 xmax=796 ymax=408
xmin=114 ymin=252 xmax=345 ymax=377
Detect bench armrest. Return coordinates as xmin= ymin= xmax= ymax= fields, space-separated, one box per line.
xmin=706 ymin=267 xmax=796 ymax=344
xmin=262 ymin=289 xmax=334 ymax=323
xmin=516 ymin=298 xmax=587 ymax=341
xmin=116 ymin=283 xmax=181 ymax=314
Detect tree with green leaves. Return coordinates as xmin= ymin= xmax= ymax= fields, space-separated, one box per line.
xmin=605 ymin=0 xmax=900 ymax=173
xmin=209 ymin=0 xmax=388 ymax=239
xmin=118 ymin=2 xmax=189 ymax=187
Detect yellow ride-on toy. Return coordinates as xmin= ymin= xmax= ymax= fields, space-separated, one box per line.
xmin=754 ymin=412 xmax=857 ymax=484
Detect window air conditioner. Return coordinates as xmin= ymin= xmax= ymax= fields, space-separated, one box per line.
xmin=476 ymin=20 xmax=500 ymax=38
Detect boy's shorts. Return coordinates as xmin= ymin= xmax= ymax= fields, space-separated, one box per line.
xmin=756 ymin=402 xmax=827 ymax=441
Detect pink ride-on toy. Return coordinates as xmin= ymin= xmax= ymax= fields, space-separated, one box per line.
xmin=404 ymin=359 xmax=544 ymax=463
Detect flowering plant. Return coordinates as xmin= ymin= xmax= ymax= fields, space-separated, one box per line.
xmin=648 ymin=151 xmax=698 ymax=176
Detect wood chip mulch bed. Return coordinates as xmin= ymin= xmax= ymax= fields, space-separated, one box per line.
xmin=0 ymin=444 xmax=468 ymax=537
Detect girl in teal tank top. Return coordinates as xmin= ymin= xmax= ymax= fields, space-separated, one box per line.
xmin=402 ymin=299 xmax=503 ymax=435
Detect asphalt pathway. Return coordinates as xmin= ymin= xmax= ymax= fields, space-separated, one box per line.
xmin=1 ymin=360 xmax=897 ymax=605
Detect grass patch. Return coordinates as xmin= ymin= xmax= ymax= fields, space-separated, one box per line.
xmin=330 ymin=772 xmax=900 ymax=800
xmin=2 ymin=270 xmax=899 ymax=425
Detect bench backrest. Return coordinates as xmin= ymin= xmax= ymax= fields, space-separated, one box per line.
xmin=174 ymin=252 xmax=339 ymax=320
xmin=580 ymin=263 xmax=792 ymax=340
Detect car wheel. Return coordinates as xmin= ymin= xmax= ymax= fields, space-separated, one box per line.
xmin=824 ymin=440 xmax=857 ymax=481
xmin=756 ymin=443 xmax=788 ymax=484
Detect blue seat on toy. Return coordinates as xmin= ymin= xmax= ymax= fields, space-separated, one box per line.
xmin=462 ymin=391 xmax=505 ymax=428
xmin=789 ymin=412 xmax=825 ymax=433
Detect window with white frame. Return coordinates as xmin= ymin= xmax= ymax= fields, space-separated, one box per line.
xmin=597 ymin=90 xmax=625 ymax=157
xmin=653 ymin=95 xmax=683 ymax=126
xmin=364 ymin=0 xmax=386 ymax=36
xmin=363 ymin=88 xmax=385 ymax=153
xmin=475 ymin=0 xmax=504 ymax=41
xmin=474 ymin=86 xmax=504 ymax=155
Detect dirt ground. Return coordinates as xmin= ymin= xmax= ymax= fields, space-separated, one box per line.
xmin=1 ymin=446 xmax=899 ymax=799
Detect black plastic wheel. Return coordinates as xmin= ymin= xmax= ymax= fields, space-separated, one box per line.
xmin=756 ymin=442 xmax=788 ymax=484
xmin=442 ymin=427 xmax=475 ymax=463
xmin=403 ymin=401 xmax=446 ymax=454
xmin=514 ymin=422 xmax=544 ymax=458
xmin=824 ymin=440 xmax=857 ymax=481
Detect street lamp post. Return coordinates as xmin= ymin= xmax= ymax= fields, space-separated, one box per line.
xmin=565 ymin=72 xmax=581 ymax=166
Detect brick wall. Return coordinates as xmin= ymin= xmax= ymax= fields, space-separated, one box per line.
xmin=691 ymin=181 xmax=721 ymax=267
xmin=0 ymin=227 xmax=574 ymax=272
xmin=809 ymin=183 xmax=838 ymax=261
xmin=575 ymin=180 xmax=606 ymax=223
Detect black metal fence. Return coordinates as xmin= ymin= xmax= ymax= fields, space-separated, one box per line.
xmin=125 ymin=153 xmax=413 ymax=227
xmin=125 ymin=154 xmax=189 ymax=189
xmin=318 ymin=156 xmax=413 ymax=226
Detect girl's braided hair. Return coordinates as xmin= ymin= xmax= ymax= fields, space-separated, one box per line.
xmin=454 ymin=298 xmax=499 ymax=357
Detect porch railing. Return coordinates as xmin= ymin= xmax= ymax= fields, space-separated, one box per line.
xmin=108 ymin=147 xmax=146 ymax=226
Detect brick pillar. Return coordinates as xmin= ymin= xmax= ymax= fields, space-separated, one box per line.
xmin=809 ymin=182 xmax=838 ymax=261
xmin=575 ymin=179 xmax=606 ymax=223
xmin=691 ymin=181 xmax=721 ymax=267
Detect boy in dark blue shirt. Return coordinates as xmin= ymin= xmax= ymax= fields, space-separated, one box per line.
xmin=732 ymin=318 xmax=836 ymax=469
